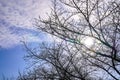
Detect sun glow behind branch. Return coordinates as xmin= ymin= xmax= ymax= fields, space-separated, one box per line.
xmin=83 ymin=37 xmax=94 ymax=48
xmin=81 ymin=37 xmax=97 ymax=56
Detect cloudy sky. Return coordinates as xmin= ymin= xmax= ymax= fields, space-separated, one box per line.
xmin=0 ymin=0 xmax=51 ymax=79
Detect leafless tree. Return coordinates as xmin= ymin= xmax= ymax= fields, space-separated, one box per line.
xmin=17 ymin=0 xmax=120 ymax=80
xmin=33 ymin=0 xmax=120 ymax=79
xmin=18 ymin=42 xmax=107 ymax=80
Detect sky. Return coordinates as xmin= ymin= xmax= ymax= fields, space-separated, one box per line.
xmin=0 ymin=0 xmax=51 ymax=79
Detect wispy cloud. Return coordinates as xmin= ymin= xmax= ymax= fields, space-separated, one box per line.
xmin=0 ymin=0 xmax=51 ymax=48
xmin=0 ymin=23 xmax=43 ymax=48
xmin=0 ymin=0 xmax=51 ymax=29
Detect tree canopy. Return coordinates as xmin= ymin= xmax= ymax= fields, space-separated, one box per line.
xmin=18 ymin=0 xmax=120 ymax=80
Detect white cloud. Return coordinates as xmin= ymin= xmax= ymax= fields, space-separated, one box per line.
xmin=0 ymin=25 xmax=43 ymax=48
xmin=0 ymin=0 xmax=52 ymax=48
xmin=0 ymin=0 xmax=51 ymax=30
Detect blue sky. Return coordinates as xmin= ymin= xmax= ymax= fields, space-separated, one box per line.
xmin=0 ymin=0 xmax=52 ymax=79
xmin=0 ymin=45 xmax=26 ymax=79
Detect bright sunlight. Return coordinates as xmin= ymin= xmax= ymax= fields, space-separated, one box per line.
xmin=83 ymin=37 xmax=94 ymax=48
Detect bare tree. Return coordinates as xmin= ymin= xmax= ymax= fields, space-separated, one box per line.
xmin=33 ymin=0 xmax=120 ymax=79
xmin=17 ymin=0 xmax=120 ymax=80
xmin=18 ymin=42 xmax=106 ymax=80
